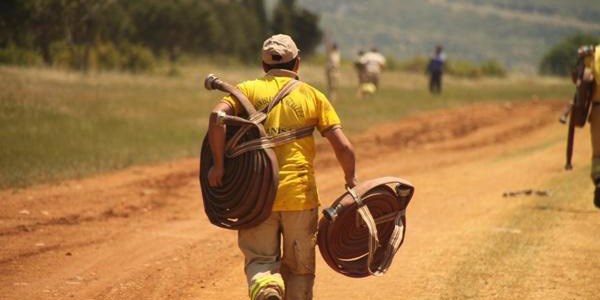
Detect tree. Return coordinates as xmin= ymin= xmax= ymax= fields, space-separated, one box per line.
xmin=539 ymin=33 xmax=600 ymax=76
xmin=0 ymin=0 xmax=34 ymax=48
xmin=0 ymin=0 xmax=321 ymax=70
xmin=271 ymin=0 xmax=322 ymax=56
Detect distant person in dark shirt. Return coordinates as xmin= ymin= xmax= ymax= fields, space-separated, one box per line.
xmin=426 ymin=45 xmax=445 ymax=94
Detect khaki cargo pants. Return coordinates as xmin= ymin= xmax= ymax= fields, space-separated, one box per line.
xmin=590 ymin=103 xmax=600 ymax=181
xmin=326 ymin=68 xmax=339 ymax=101
xmin=238 ymin=208 xmax=318 ymax=300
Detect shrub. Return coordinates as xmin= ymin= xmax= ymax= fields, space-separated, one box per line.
xmin=120 ymin=44 xmax=155 ymax=73
xmin=396 ymin=56 xmax=507 ymax=78
xmin=49 ymin=42 xmax=88 ymax=70
xmin=479 ymin=59 xmax=506 ymax=77
xmin=446 ymin=59 xmax=482 ymax=78
xmin=539 ymin=33 xmax=600 ymax=76
xmin=49 ymin=41 xmax=72 ymax=68
xmin=384 ymin=55 xmax=400 ymax=71
xmin=397 ymin=56 xmax=429 ymax=73
xmin=0 ymin=44 xmax=43 ymax=66
xmin=95 ymin=43 xmax=121 ymax=71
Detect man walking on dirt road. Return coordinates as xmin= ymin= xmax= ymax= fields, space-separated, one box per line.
xmin=206 ymin=34 xmax=357 ymax=300
xmin=427 ymin=45 xmax=446 ymax=94
xmin=577 ymin=45 xmax=600 ymax=209
xmin=359 ymin=48 xmax=386 ymax=90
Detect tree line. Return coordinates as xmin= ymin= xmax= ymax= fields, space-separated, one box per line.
xmin=0 ymin=0 xmax=322 ymax=72
xmin=539 ymin=33 xmax=599 ymax=76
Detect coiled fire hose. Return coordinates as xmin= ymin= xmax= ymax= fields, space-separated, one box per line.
xmin=199 ymin=74 xmax=311 ymax=229
xmin=317 ymin=177 xmax=414 ymax=277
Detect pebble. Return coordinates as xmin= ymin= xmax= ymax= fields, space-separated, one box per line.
xmin=13 ymin=282 xmax=28 ymax=286
xmin=141 ymin=189 xmax=156 ymax=196
xmin=19 ymin=209 xmax=30 ymax=215
xmin=65 ymin=276 xmax=83 ymax=285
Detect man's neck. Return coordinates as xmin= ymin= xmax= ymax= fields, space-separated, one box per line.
xmin=266 ymin=69 xmax=299 ymax=79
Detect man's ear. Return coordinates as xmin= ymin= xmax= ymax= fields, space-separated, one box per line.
xmin=293 ymin=57 xmax=301 ymax=72
xmin=262 ymin=62 xmax=269 ymax=73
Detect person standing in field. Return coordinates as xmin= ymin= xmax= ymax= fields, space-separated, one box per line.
xmin=354 ymin=49 xmax=369 ymax=97
xmin=207 ymin=34 xmax=357 ymax=300
xmin=325 ymin=42 xmax=341 ymax=101
xmin=576 ymin=44 xmax=600 ymax=209
xmin=426 ymin=45 xmax=446 ymax=94
xmin=360 ymin=47 xmax=386 ymax=89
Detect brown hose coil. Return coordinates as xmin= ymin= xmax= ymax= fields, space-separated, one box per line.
xmin=317 ymin=177 xmax=414 ymax=278
xmin=200 ymin=74 xmax=309 ymax=229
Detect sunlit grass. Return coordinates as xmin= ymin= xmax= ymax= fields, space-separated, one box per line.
xmin=0 ymin=63 xmax=572 ymax=188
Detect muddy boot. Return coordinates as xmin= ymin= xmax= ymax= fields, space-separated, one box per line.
xmin=260 ymin=287 xmax=283 ymax=300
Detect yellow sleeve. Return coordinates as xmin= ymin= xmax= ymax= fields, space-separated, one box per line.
xmin=594 ymin=46 xmax=600 ymax=82
xmin=220 ymin=82 xmax=251 ymax=116
xmin=594 ymin=46 xmax=600 ymax=101
xmin=315 ymin=89 xmax=342 ymax=134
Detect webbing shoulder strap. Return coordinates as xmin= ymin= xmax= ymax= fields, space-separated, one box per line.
xmin=221 ymin=79 xmax=314 ymax=158
xmin=347 ymin=177 xmax=413 ymax=276
xmin=261 ymin=79 xmax=301 ymax=115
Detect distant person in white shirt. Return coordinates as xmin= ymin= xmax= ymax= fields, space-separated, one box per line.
xmin=325 ymin=42 xmax=341 ymax=101
xmin=360 ymin=47 xmax=386 ymax=89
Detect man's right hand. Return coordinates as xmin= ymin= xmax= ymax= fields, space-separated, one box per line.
xmin=345 ymin=176 xmax=358 ymax=189
xmin=208 ymin=165 xmax=224 ymax=187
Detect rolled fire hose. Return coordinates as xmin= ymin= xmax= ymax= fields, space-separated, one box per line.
xmin=317 ymin=177 xmax=414 ymax=278
xmin=200 ymin=74 xmax=310 ymax=229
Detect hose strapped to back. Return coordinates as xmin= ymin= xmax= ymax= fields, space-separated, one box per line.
xmin=200 ymin=74 xmax=312 ymax=229
xmin=317 ymin=177 xmax=414 ymax=277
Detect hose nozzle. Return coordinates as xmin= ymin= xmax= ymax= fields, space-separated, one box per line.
xmin=204 ymin=74 xmax=222 ymax=90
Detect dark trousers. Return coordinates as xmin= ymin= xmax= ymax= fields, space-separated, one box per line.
xmin=429 ymin=71 xmax=442 ymax=94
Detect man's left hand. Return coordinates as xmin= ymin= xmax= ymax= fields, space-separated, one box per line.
xmin=208 ymin=165 xmax=224 ymax=187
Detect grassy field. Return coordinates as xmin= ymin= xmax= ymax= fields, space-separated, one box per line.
xmin=0 ymin=63 xmax=572 ymax=189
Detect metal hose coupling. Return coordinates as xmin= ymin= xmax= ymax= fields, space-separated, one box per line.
xmin=204 ymin=74 xmax=222 ymax=90
xmin=323 ymin=203 xmax=343 ymax=222
xmin=395 ymin=183 xmax=412 ymax=198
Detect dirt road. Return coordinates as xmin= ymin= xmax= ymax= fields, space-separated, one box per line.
xmin=2 ymin=100 xmax=599 ymax=300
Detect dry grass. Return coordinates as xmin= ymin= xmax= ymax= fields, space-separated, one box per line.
xmin=0 ymin=63 xmax=573 ymax=189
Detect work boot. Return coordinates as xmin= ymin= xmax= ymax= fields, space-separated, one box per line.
xmin=261 ymin=287 xmax=282 ymax=300
xmin=595 ymin=180 xmax=600 ymax=209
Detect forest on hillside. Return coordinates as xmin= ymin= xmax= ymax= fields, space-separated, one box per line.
xmin=298 ymin=0 xmax=600 ymax=72
xmin=0 ymin=0 xmax=322 ymax=72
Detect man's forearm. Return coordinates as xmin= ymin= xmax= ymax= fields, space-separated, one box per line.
xmin=324 ymin=128 xmax=357 ymax=186
xmin=208 ymin=112 xmax=226 ymax=168
xmin=335 ymin=144 xmax=356 ymax=183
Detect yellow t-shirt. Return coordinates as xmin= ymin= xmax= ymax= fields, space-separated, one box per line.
xmin=584 ymin=45 xmax=600 ymax=101
xmin=221 ymin=69 xmax=341 ymax=211
xmin=594 ymin=46 xmax=600 ymax=101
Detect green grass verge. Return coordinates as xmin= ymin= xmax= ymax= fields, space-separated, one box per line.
xmin=444 ymin=166 xmax=594 ymax=299
xmin=0 ymin=64 xmax=572 ymax=189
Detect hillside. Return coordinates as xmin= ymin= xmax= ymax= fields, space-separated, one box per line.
xmin=297 ymin=0 xmax=600 ymax=72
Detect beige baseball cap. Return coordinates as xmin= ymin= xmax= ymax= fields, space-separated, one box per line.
xmin=262 ymin=34 xmax=299 ymax=65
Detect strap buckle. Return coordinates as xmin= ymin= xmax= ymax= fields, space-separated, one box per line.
xmin=346 ymin=186 xmax=364 ymax=207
